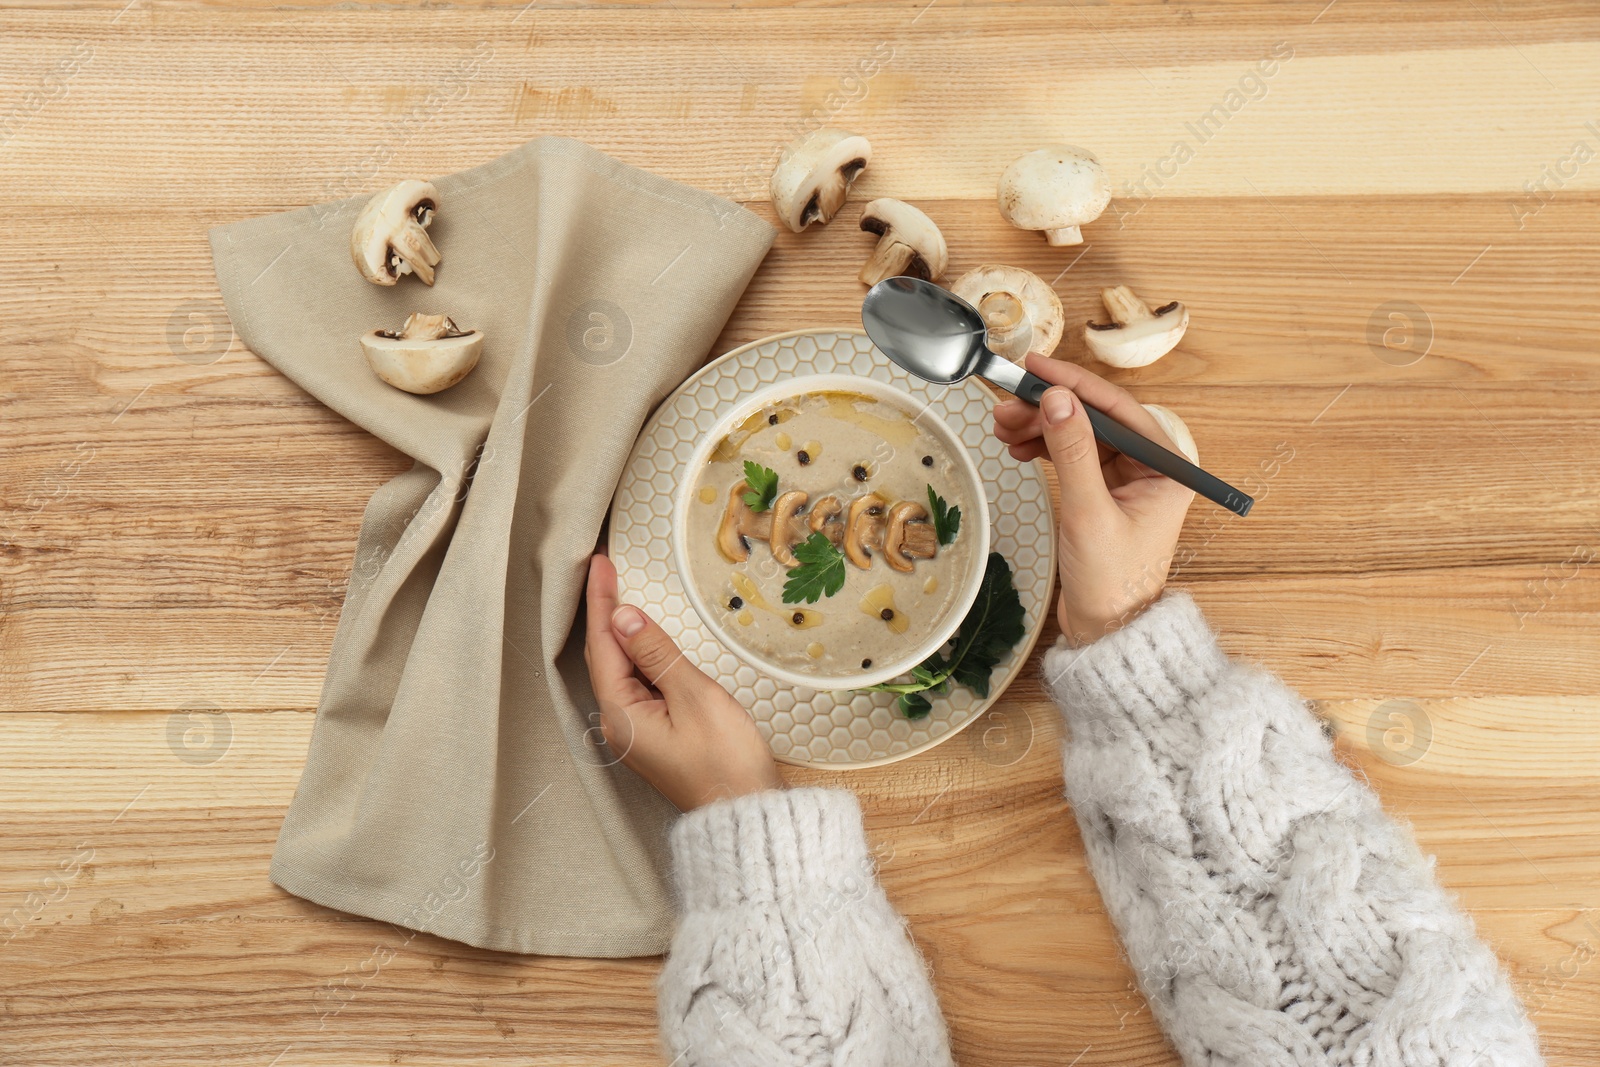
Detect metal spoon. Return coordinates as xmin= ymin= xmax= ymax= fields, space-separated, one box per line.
xmin=861 ymin=276 xmax=1253 ymax=517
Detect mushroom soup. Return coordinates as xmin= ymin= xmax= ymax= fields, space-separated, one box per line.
xmin=686 ymin=389 xmax=978 ymax=680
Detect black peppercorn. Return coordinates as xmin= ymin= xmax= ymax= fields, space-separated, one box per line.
xmin=880 ymin=608 xmax=894 ymax=621
xmin=792 ymin=611 xmax=805 ymax=625
xmin=729 ymin=596 xmax=743 ymax=610
xmin=797 ymin=450 xmax=811 ymax=465
xmin=921 ymin=455 xmax=933 ymax=466
xmin=768 ymin=413 xmax=779 ymax=425
xmin=852 ymin=464 xmax=869 ymax=481
xmin=861 ymin=658 xmax=872 ymax=669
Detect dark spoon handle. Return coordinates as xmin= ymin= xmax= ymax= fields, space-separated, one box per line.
xmin=1013 ymin=370 xmax=1254 ymax=518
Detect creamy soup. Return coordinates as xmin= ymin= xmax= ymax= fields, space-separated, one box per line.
xmin=685 ymin=389 xmax=976 ymax=680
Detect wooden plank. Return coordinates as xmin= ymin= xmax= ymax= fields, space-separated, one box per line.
xmin=3 ymin=0 xmax=1598 ymax=1062
xmin=0 ymin=6 xmax=1596 ymax=207
xmin=0 ymin=707 xmax=1595 ymax=1064
xmin=4 ymin=194 xmax=1600 ymax=710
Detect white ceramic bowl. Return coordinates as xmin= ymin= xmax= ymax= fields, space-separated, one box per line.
xmin=671 ymin=372 xmax=991 ymax=691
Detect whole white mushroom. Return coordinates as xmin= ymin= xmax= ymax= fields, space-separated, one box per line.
xmin=949 ymin=264 xmax=1064 ymax=362
xmin=997 ymin=145 xmax=1111 ymax=246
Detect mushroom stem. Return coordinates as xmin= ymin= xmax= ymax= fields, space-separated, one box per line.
xmin=977 ymin=291 xmax=1030 ymax=360
xmin=1043 ymin=224 xmax=1083 ymax=246
xmin=392 ymin=313 xmax=462 ymax=341
xmin=391 ymin=218 xmax=441 ymax=285
xmin=859 ymin=240 xmax=919 ymax=287
xmin=1097 ymin=285 xmax=1154 ymax=325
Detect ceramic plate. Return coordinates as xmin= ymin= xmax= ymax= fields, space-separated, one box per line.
xmin=607 ymin=329 xmax=1055 ymax=768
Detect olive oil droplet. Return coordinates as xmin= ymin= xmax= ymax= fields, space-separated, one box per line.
xmin=731 ymin=572 xmax=772 ymax=612
xmin=859 ymin=584 xmax=909 ymax=635
xmin=806 ymin=642 xmax=825 ymax=660
xmin=788 ymin=609 xmax=824 ymax=630
xmin=698 ymin=485 xmax=717 ymax=504
xmin=737 ymin=610 xmax=753 ymax=626
xmin=923 ymin=576 xmax=938 ymax=595
xmin=774 ymin=432 xmax=792 ymax=451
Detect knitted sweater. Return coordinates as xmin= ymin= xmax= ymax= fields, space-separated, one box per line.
xmin=658 ymin=593 xmax=1543 ymax=1066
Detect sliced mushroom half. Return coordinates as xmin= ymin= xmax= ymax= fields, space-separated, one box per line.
xmin=997 ymin=146 xmax=1111 ymax=246
xmin=858 ymin=199 xmax=947 ymax=286
xmin=883 ymin=500 xmax=937 ymax=573
xmin=1142 ymin=403 xmax=1199 ymax=464
xmin=1084 ymin=286 xmax=1189 ymax=368
xmin=950 ymin=264 xmax=1065 ymax=362
xmin=768 ymin=490 xmax=810 ymax=566
xmin=716 ymin=482 xmax=775 ymax=563
xmin=808 ymin=494 xmax=845 ymax=546
xmin=351 ymin=179 xmax=441 ymax=286
xmin=770 ymin=128 xmax=872 ymax=232
xmin=361 ymin=313 xmax=483 ymax=395
xmin=843 ymin=492 xmax=887 ymax=569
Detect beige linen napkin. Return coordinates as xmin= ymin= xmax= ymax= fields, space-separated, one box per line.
xmin=209 ymin=138 xmax=774 ymax=956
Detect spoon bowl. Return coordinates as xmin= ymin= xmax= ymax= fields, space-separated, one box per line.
xmin=860 ymin=276 xmax=989 ymax=384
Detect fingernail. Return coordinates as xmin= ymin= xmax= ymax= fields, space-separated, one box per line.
xmin=1042 ymin=387 xmax=1075 ymax=426
xmin=612 ymin=605 xmax=646 ymax=637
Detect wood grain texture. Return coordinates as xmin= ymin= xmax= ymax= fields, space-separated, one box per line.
xmin=3 ymin=1 xmax=1599 ymax=1064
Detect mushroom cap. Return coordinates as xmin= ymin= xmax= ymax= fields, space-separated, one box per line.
xmin=858 ymin=198 xmax=948 ymax=285
xmin=949 ymin=264 xmax=1065 ymax=362
xmin=997 ymin=146 xmax=1111 ymax=245
xmin=1084 ymin=294 xmax=1189 ymax=369
xmin=1143 ymin=403 xmax=1199 ymax=464
xmin=770 ymin=128 xmax=872 ymax=233
xmin=360 ymin=314 xmax=482 ymax=395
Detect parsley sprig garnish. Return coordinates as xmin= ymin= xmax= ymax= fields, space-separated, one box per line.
xmin=927 ymin=484 xmax=961 ymax=545
xmin=742 ymin=461 xmax=779 ymax=512
xmin=781 ymin=532 xmax=847 ymax=604
xmin=860 ymin=552 xmax=1025 ymax=718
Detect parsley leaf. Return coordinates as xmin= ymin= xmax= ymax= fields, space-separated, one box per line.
xmin=927 ymin=484 xmax=961 ymax=545
xmin=943 ymin=552 xmax=1026 ymax=697
xmin=782 ymin=532 xmax=847 ymax=604
xmin=898 ymin=692 xmax=933 ymax=719
xmin=859 ymin=552 xmax=1026 ymax=713
xmin=742 ymin=461 xmax=780 ymax=512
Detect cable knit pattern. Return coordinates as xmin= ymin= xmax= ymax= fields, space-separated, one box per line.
xmin=1042 ymin=592 xmax=1543 ymax=1067
xmin=659 ymin=787 xmax=954 ymax=1067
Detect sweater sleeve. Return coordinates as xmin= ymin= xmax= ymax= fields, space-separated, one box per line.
xmin=658 ymin=787 xmax=954 ymax=1067
xmin=1042 ymin=592 xmax=1543 ymax=1067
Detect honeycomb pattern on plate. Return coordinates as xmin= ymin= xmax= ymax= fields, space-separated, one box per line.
xmin=607 ymin=330 xmax=1055 ymax=768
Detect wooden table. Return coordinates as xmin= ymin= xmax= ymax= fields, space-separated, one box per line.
xmin=3 ymin=2 xmax=1597 ymax=1063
